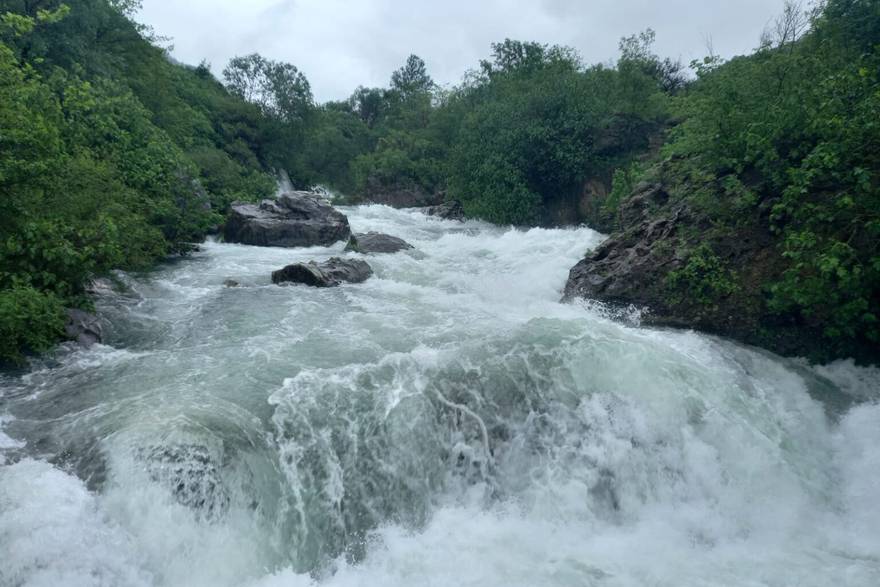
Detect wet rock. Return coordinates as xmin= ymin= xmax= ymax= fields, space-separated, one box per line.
xmin=272 ymin=257 xmax=373 ymax=288
xmin=142 ymin=444 xmax=230 ymax=521
xmin=423 ymin=200 xmax=466 ymax=221
xmin=223 ymin=279 xmax=240 ymax=288
xmin=345 ymin=232 xmax=414 ymax=254
xmin=224 ymin=191 xmax=351 ymax=248
xmin=85 ymin=278 xmax=116 ymax=297
xmin=64 ymin=309 xmax=103 ymax=347
xmin=563 ymin=183 xmax=685 ymax=309
xmin=561 ymin=176 xmax=851 ymax=361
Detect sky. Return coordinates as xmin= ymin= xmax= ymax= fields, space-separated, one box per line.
xmin=138 ymin=0 xmax=790 ymax=103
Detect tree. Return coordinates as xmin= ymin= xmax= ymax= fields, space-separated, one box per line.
xmin=618 ymin=29 xmax=687 ymax=94
xmin=348 ymin=86 xmax=387 ymax=128
xmin=390 ymin=54 xmax=434 ymax=99
xmin=479 ymin=39 xmax=580 ymax=78
xmin=223 ymin=53 xmax=313 ymax=124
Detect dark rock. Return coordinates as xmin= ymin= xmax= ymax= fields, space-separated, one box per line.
xmin=358 ymin=177 xmax=444 ymax=208
xmin=617 ymin=182 xmax=670 ymax=227
xmin=223 ymin=279 xmax=240 ymax=288
xmin=272 ymin=257 xmax=373 ymax=288
xmin=224 ymin=191 xmax=351 ymax=248
xmin=65 ymin=309 xmax=103 ymax=347
xmin=423 ymin=200 xmax=466 ymax=221
xmin=563 ymin=201 xmax=689 ymax=310
xmin=561 ymin=175 xmax=866 ymax=362
xmin=345 ymin=232 xmax=414 ymax=254
xmin=142 ymin=444 xmax=230 ymax=521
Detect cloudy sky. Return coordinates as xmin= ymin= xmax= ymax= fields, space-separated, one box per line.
xmin=138 ymin=0 xmax=789 ymax=103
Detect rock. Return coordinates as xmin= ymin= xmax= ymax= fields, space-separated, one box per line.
xmin=423 ymin=200 xmax=466 ymax=221
xmin=345 ymin=232 xmax=414 ymax=254
xmin=224 ymin=191 xmax=351 ymax=248
xmin=356 ymin=175 xmax=444 ymax=208
xmin=65 ymin=309 xmax=103 ymax=347
xmin=141 ymin=444 xmax=230 ymax=521
xmin=561 ymin=174 xmax=854 ymax=361
xmin=272 ymin=257 xmax=373 ymax=288
xmin=223 ymin=279 xmax=240 ymax=288
xmin=85 ymin=278 xmax=116 ymax=297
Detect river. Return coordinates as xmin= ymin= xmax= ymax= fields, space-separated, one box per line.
xmin=1 ymin=204 xmax=878 ymax=586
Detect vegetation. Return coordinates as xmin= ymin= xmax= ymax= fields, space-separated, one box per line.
xmin=655 ymin=0 xmax=879 ymax=359
xmin=0 ymin=0 xmax=278 ymax=363
xmin=1 ymin=0 xmax=876 ymax=363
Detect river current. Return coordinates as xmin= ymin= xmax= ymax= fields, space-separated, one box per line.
xmin=1 ymin=204 xmax=878 ymax=586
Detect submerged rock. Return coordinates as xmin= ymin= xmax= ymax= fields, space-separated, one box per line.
xmin=64 ymin=309 xmax=103 ymax=347
xmin=224 ymin=191 xmax=351 ymax=248
xmin=272 ymin=257 xmax=373 ymax=288
xmin=142 ymin=444 xmax=230 ymax=521
xmin=423 ymin=200 xmax=466 ymax=221
xmin=345 ymin=232 xmax=414 ymax=254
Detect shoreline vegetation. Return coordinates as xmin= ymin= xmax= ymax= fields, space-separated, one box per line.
xmin=0 ymin=0 xmax=877 ymax=365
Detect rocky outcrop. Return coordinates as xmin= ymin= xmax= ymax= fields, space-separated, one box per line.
xmin=423 ymin=200 xmax=466 ymax=221
xmin=562 ymin=180 xmax=839 ymax=360
xmin=65 ymin=309 xmax=103 ymax=347
xmin=564 ymin=184 xmax=687 ymax=309
xmin=272 ymin=258 xmax=373 ymax=288
xmin=345 ymin=232 xmax=414 ymax=254
xmin=224 ymin=191 xmax=351 ymax=248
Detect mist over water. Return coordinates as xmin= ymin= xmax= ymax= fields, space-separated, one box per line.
xmin=1 ymin=205 xmax=878 ymax=587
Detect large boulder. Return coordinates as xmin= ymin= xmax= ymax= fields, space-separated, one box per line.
xmin=272 ymin=258 xmax=373 ymax=288
xmin=423 ymin=200 xmax=466 ymax=221
xmin=224 ymin=191 xmax=351 ymax=248
xmin=345 ymin=232 xmax=414 ymax=254
xmin=65 ymin=309 xmax=103 ymax=347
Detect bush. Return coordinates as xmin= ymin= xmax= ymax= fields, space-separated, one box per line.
xmin=0 ymin=287 xmax=66 ymax=365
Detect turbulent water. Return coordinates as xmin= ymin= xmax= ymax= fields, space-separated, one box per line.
xmin=1 ymin=205 xmax=879 ymax=587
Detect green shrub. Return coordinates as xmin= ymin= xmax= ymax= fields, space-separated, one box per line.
xmin=0 ymin=286 xmax=66 ymax=365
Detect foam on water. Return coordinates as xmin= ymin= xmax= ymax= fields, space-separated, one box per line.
xmin=1 ymin=205 xmax=878 ymax=586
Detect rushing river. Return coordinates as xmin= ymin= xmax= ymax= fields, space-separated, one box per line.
xmin=1 ymin=205 xmax=879 ymax=587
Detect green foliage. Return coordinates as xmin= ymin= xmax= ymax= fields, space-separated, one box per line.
xmin=658 ymin=0 xmax=880 ymax=353
xmin=390 ymin=54 xmax=434 ymax=99
xmin=605 ymin=161 xmax=646 ymax=219
xmin=666 ymin=244 xmax=738 ymax=306
xmin=0 ymin=286 xmax=65 ymax=364
xmin=0 ymin=0 xmax=281 ymax=361
xmin=447 ymin=39 xmax=668 ymax=224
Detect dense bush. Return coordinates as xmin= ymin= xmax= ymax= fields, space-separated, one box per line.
xmin=0 ymin=1 xmax=278 ymax=363
xmin=663 ymin=0 xmax=879 ymax=353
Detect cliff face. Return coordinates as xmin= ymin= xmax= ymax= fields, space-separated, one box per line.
xmin=563 ymin=179 xmax=876 ymax=365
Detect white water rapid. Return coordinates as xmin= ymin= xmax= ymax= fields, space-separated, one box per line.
xmin=1 ymin=205 xmax=878 ymax=587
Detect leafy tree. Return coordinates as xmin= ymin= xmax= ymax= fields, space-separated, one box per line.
xmin=223 ymin=53 xmax=313 ymax=124
xmin=390 ymin=54 xmax=434 ymax=99
xmin=348 ymin=86 xmax=387 ymax=128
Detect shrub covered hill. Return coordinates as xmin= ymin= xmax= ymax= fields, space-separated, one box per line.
xmin=566 ymin=0 xmax=879 ymax=364
xmin=1 ymin=0 xmax=877 ymax=365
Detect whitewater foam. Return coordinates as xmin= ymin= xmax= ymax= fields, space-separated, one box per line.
xmin=1 ymin=204 xmax=877 ymax=586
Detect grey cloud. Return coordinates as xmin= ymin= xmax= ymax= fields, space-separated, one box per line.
xmin=139 ymin=0 xmax=788 ymax=102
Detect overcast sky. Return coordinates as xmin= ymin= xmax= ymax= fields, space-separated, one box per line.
xmin=138 ymin=0 xmax=789 ymax=103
